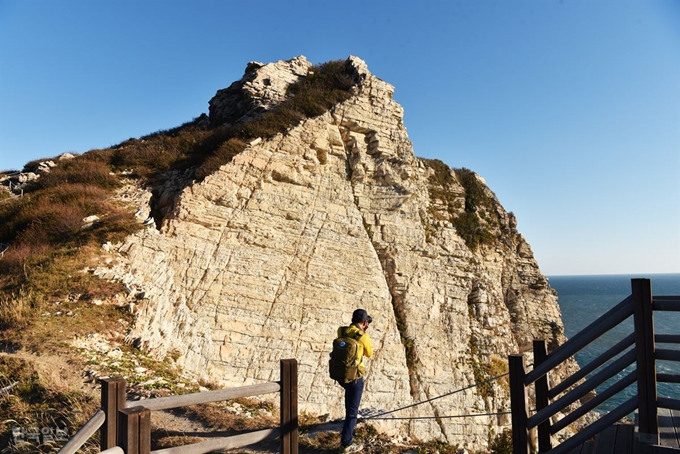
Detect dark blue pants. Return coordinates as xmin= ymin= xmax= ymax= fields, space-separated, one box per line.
xmin=339 ymin=377 xmax=364 ymax=447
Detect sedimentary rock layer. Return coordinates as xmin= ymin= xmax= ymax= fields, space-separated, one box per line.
xmin=97 ymin=56 xmax=571 ymax=450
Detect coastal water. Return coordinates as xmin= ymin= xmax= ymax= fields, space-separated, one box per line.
xmin=548 ymin=273 xmax=680 ymax=413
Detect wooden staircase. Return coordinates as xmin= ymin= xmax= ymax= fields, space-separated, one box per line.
xmin=510 ymin=279 xmax=680 ymax=454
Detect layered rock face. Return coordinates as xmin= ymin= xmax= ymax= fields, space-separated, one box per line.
xmin=99 ymin=56 xmax=571 ymax=450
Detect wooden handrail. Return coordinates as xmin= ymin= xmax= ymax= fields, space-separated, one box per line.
xmin=150 ymin=428 xmax=281 ymax=454
xmin=129 ymin=382 xmax=282 ymax=411
xmin=549 ymin=333 xmax=634 ymax=398
xmin=550 ymin=370 xmax=637 ymax=434
xmin=60 ymin=360 xmax=297 ymax=454
xmin=655 ymin=334 xmax=680 ymax=344
xmin=653 ymin=296 xmax=680 ymax=311
xmin=525 ymin=296 xmax=633 ymax=385
xmin=56 ymin=409 xmax=105 ymax=454
xmin=527 ymin=349 xmax=636 ymax=430
xmin=656 ymin=348 xmax=680 ymax=362
xmin=657 ymin=373 xmax=680 ymax=384
xmin=657 ymin=397 xmax=680 ymax=411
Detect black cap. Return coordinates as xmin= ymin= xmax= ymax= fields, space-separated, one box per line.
xmin=352 ymin=309 xmax=373 ymax=324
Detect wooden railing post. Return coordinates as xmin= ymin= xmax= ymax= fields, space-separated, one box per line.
xmin=280 ymin=359 xmax=298 ymax=454
xmin=100 ymin=377 xmax=126 ymax=449
xmin=509 ymin=354 xmax=529 ymax=454
xmin=533 ymin=340 xmax=551 ymax=453
xmin=118 ymin=406 xmax=150 ymax=454
xmin=632 ymin=278 xmax=659 ymax=444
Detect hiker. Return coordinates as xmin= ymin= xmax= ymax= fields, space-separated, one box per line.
xmin=333 ymin=308 xmax=373 ymax=453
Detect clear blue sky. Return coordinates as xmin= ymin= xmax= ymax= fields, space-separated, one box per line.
xmin=1 ymin=0 xmax=678 ymax=276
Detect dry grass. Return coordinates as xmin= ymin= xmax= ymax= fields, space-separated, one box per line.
xmin=182 ymin=398 xmax=278 ymax=432
xmin=0 ymin=356 xmax=100 ymax=453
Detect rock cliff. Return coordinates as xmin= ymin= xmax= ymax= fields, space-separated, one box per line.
xmin=95 ymin=56 xmax=573 ymax=450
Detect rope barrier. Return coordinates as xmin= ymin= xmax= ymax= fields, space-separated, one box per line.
xmin=364 ymin=410 xmax=511 ymax=421
xmin=299 ymin=373 xmax=512 ymax=432
xmin=362 ymin=371 xmax=510 ymax=421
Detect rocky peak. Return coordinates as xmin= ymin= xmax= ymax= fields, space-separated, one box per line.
xmin=208 ymin=55 xmax=313 ymax=127
xmin=93 ymin=55 xmax=577 ymax=451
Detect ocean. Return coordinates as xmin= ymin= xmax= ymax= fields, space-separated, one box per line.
xmin=548 ymin=273 xmax=680 ymax=413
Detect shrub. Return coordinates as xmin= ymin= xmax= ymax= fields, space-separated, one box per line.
xmin=489 ymin=428 xmax=513 ymax=454
xmin=194 ymin=138 xmax=247 ymax=180
xmin=424 ymin=158 xmax=455 ymax=187
xmin=26 ymin=158 xmax=119 ymax=192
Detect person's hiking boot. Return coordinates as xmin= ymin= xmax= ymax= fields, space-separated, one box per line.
xmin=339 ymin=443 xmax=363 ymax=453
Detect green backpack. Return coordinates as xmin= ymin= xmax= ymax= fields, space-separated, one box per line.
xmin=329 ymin=327 xmax=363 ymax=383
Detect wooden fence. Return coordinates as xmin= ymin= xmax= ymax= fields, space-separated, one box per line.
xmin=58 ymin=359 xmax=298 ymax=454
xmin=509 ymin=278 xmax=680 ymax=454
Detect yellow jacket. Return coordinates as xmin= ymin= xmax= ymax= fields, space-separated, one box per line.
xmin=338 ymin=324 xmax=373 ymax=377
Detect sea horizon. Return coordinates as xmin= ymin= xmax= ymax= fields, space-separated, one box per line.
xmin=547 ymin=272 xmax=679 ymax=278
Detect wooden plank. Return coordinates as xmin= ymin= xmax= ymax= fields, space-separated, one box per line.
xmin=532 ymin=350 xmax=636 ymax=430
xmin=149 ymin=428 xmax=281 ymax=454
xmin=564 ymin=440 xmax=587 ymax=454
xmin=613 ymin=424 xmax=634 ymax=454
xmin=632 ymin=278 xmax=659 ymax=445
xmin=139 ymin=406 xmax=150 ymax=454
xmin=658 ymin=408 xmax=680 ymax=448
xmin=100 ymin=377 xmax=126 ymax=449
xmin=581 ymin=439 xmax=595 ymax=454
xmin=592 ymin=424 xmax=617 ymax=454
xmin=132 ymin=382 xmax=281 ymax=411
xmin=656 ymin=348 xmax=680 ymax=362
xmin=534 ymin=340 xmax=552 ymax=453
xmin=119 ymin=406 xmax=150 ymax=454
xmin=657 ymin=373 xmax=680 ymax=384
xmin=550 ymin=333 xmax=635 ymax=398
xmin=281 ymin=359 xmax=292 ymax=454
xmin=658 ymin=397 xmax=680 ymax=411
xmin=279 ymin=358 xmax=298 ymax=454
xmin=551 ymin=370 xmax=636 ymax=434
xmin=654 ymin=334 xmax=680 ymax=344
xmin=289 ymin=359 xmax=298 ymax=454
xmin=653 ymin=297 xmax=680 ymax=311
xmin=509 ymin=354 xmax=529 ymax=454
xmin=56 ymin=409 xmax=105 ymax=454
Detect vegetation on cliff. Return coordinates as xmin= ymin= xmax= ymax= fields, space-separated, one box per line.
xmin=423 ymin=159 xmax=502 ymax=251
